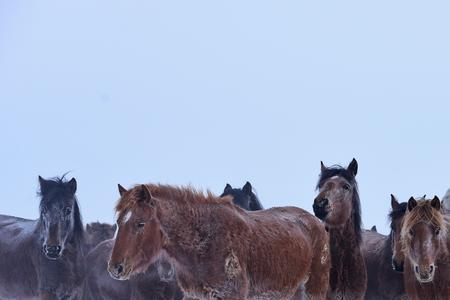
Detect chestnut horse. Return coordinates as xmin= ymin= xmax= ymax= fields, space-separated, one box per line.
xmin=400 ymin=197 xmax=450 ymax=300
xmin=362 ymin=195 xmax=407 ymax=300
xmin=0 ymin=176 xmax=85 ymax=300
xmin=108 ymin=184 xmax=330 ymax=300
xmin=83 ymin=182 xmax=264 ymax=300
xmin=313 ymin=158 xmax=367 ymax=300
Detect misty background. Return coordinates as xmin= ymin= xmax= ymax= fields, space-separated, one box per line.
xmin=1 ymin=1 xmax=449 ymax=234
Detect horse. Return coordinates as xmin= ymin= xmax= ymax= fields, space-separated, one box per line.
xmin=442 ymin=188 xmax=450 ymax=213
xmin=220 ymin=181 xmax=263 ymax=211
xmin=108 ymin=184 xmax=330 ymax=300
xmin=83 ymin=238 xmax=183 ymax=300
xmin=84 ymin=222 xmax=116 ymax=252
xmin=361 ymin=195 xmax=407 ymax=300
xmin=312 ymin=158 xmax=367 ymax=300
xmin=400 ymin=196 xmax=450 ymax=300
xmin=0 ymin=176 xmax=85 ymax=300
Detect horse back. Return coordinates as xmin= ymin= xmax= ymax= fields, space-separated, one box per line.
xmin=0 ymin=214 xmax=40 ymax=299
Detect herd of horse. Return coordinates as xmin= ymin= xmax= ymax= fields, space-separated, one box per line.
xmin=0 ymin=158 xmax=449 ymax=300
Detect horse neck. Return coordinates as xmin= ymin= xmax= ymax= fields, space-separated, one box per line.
xmin=328 ymin=216 xmax=362 ymax=258
xmin=156 ymin=199 xmax=230 ymax=270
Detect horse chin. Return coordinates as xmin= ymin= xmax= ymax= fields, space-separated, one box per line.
xmin=44 ymin=253 xmax=62 ymax=260
xmin=416 ymin=275 xmax=434 ymax=283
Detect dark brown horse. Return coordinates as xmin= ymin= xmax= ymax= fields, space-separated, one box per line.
xmin=84 ymin=222 xmax=116 ymax=253
xmin=0 ymin=176 xmax=85 ymax=300
xmin=313 ymin=158 xmax=367 ymax=300
xmin=400 ymin=197 xmax=450 ymax=300
xmin=362 ymin=195 xmax=407 ymax=300
xmin=108 ymin=184 xmax=330 ymax=299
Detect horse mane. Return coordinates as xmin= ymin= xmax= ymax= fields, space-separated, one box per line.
xmin=401 ymin=199 xmax=448 ymax=250
xmin=389 ymin=202 xmax=408 ymax=225
xmin=116 ymin=184 xmax=232 ymax=214
xmin=249 ymin=191 xmax=264 ymax=210
xmin=316 ymin=165 xmax=362 ymax=244
xmin=38 ymin=175 xmax=84 ymax=242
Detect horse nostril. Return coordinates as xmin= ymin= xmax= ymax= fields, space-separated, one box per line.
xmin=116 ymin=264 xmax=124 ymax=274
xmin=430 ymin=265 xmax=434 ymax=273
xmin=415 ymin=266 xmax=419 ymax=274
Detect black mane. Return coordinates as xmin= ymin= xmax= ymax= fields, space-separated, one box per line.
xmin=388 ymin=202 xmax=407 ymax=225
xmin=317 ymin=165 xmax=362 ymax=244
xmin=38 ymin=175 xmax=84 ymax=243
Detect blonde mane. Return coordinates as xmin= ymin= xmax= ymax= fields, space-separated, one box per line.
xmin=401 ymin=199 xmax=448 ymax=252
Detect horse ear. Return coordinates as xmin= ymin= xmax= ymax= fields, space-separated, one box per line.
xmin=407 ymin=197 xmax=417 ymax=211
xmin=67 ymin=178 xmax=77 ymax=194
xmin=370 ymin=225 xmax=377 ymax=232
xmin=391 ymin=194 xmax=400 ymax=210
xmin=320 ymin=161 xmax=326 ymax=172
xmin=243 ymin=181 xmax=252 ymax=194
xmin=347 ymin=158 xmax=358 ymax=176
xmin=431 ymin=196 xmax=441 ymax=211
xmin=224 ymin=183 xmax=232 ymax=193
xmin=38 ymin=176 xmax=54 ymax=195
xmin=118 ymin=184 xmax=127 ymax=197
xmin=141 ymin=185 xmax=154 ymax=206
xmin=86 ymin=223 xmax=91 ymax=231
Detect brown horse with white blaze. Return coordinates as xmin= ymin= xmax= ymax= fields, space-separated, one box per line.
xmin=108 ymin=184 xmax=330 ymax=300
xmin=313 ymin=159 xmax=367 ymax=300
xmin=400 ymin=196 xmax=450 ymax=300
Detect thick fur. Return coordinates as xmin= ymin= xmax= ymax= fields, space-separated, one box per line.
xmin=0 ymin=176 xmax=85 ymax=300
xmin=110 ymin=184 xmax=330 ymax=300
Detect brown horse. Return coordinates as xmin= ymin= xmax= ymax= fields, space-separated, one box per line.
xmin=108 ymin=184 xmax=330 ymax=300
xmin=313 ymin=159 xmax=367 ymax=300
xmin=362 ymin=195 xmax=407 ymax=300
xmin=400 ymin=197 xmax=450 ymax=300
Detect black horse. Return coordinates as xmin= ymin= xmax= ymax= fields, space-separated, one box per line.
xmin=0 ymin=176 xmax=85 ymax=300
xmin=220 ymin=181 xmax=264 ymax=210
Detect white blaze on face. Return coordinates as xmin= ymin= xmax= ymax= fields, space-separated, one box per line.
xmin=113 ymin=222 xmax=119 ymax=239
xmin=123 ymin=211 xmax=132 ymax=223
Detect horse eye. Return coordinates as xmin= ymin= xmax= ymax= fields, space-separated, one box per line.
xmin=343 ymin=184 xmax=350 ymax=191
xmin=435 ymin=228 xmax=440 ymax=235
xmin=64 ymin=207 xmax=72 ymax=216
xmin=409 ymin=229 xmax=415 ymax=237
xmin=136 ymin=222 xmax=145 ymax=228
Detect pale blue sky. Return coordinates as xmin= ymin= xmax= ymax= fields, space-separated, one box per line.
xmin=1 ymin=1 xmax=449 ymax=234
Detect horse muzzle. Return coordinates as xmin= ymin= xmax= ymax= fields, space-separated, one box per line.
xmin=313 ymin=197 xmax=329 ymax=220
xmin=391 ymin=259 xmax=404 ymax=273
xmin=108 ymin=262 xmax=132 ymax=281
xmin=43 ymin=244 xmax=62 ymax=259
xmin=414 ymin=264 xmax=435 ymax=283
